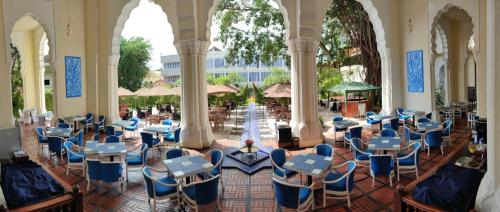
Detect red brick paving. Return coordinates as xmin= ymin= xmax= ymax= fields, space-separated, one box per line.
xmin=18 ymin=119 xmax=472 ymax=211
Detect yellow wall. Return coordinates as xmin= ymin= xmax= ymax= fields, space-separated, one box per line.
xmin=0 ymin=1 xmax=13 ymax=127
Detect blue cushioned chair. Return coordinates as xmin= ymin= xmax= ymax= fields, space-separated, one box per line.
xmin=369 ymin=154 xmax=394 ymax=187
xmin=85 ymin=159 xmax=102 ymax=190
xmin=424 ymin=130 xmax=444 ymax=156
xmin=57 ymin=118 xmax=66 ymax=124
xmin=57 ymin=123 xmax=72 ymax=129
xmin=404 ymin=125 xmax=421 ymax=143
xmin=164 ymin=148 xmax=188 ymax=159
xmin=86 ymin=157 xmax=125 ymax=190
xmin=425 ymin=112 xmax=433 ymax=120
xmin=382 ymin=117 xmax=399 ymax=131
xmin=397 ymin=108 xmax=412 ymax=123
xmin=350 ymin=138 xmax=371 ymax=166
xmin=365 ymin=112 xmax=381 ymax=130
xmin=380 ymin=129 xmax=398 ymax=137
xmin=272 ymin=176 xmax=315 ymax=211
xmin=63 ymin=141 xmax=85 ymax=175
xmin=35 ymin=127 xmax=48 ymax=154
xmin=344 ymin=126 xmax=363 ymax=148
xmin=441 ymin=120 xmax=452 ymax=147
xmin=79 ymin=112 xmax=94 ymax=133
xmin=164 ymin=127 xmax=181 ymax=148
xmin=182 ymin=174 xmax=221 ymax=211
xmin=92 ymin=133 xmax=100 ymax=141
xmin=47 ymin=136 xmax=65 ymax=163
xmin=104 ymin=135 xmax=121 ymax=143
xmin=270 ymin=149 xmax=298 ymax=180
xmin=143 ymin=167 xmax=180 ymax=211
xmin=141 ymin=132 xmax=161 ymax=158
xmin=95 ymin=115 xmax=106 ymax=133
xmin=396 ymin=142 xmax=421 ymax=181
xmin=68 ymin=129 xmax=84 ymax=146
xmin=197 ymin=149 xmax=225 ymax=192
xmin=322 ymin=161 xmax=356 ymax=208
xmin=125 ymin=117 xmax=140 ymax=137
xmin=312 ymin=144 xmax=334 ymax=160
xmin=125 ymin=143 xmax=148 ymax=182
xmin=161 ymin=119 xmax=173 ymax=126
xmin=105 ymin=125 xmax=123 ymax=138
xmin=332 ymin=116 xmax=343 ymax=122
xmin=417 ymin=117 xmax=431 ymax=123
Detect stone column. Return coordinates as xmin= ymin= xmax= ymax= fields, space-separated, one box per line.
xmin=475 ymin=0 xmax=500 ymax=210
xmin=175 ymin=40 xmax=214 ymax=149
xmin=288 ymin=38 xmax=323 ymax=148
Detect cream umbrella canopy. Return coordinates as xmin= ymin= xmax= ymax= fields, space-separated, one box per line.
xmin=117 ymin=87 xmax=135 ymax=97
xmin=136 ymin=85 xmax=172 ymax=97
xmin=207 ymin=84 xmax=239 ymax=96
xmin=264 ymin=83 xmax=291 ymax=98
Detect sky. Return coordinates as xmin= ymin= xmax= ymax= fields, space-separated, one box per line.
xmin=121 ymin=0 xmax=222 ymax=70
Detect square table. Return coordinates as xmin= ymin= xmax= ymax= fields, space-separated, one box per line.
xmin=84 ymin=141 xmax=127 ymax=156
xmin=111 ymin=120 xmax=132 ymax=129
xmin=63 ymin=116 xmax=86 ymax=132
xmin=368 ymin=114 xmax=394 ymax=130
xmin=416 ymin=121 xmax=443 ymax=132
xmin=332 ymin=120 xmax=359 ymax=142
xmin=163 ymin=155 xmax=214 ymax=180
xmin=46 ymin=127 xmax=73 ymax=138
xmin=143 ymin=125 xmax=172 ymax=147
xmin=283 ymin=154 xmax=332 ymax=185
xmin=368 ymin=136 xmax=402 ymax=153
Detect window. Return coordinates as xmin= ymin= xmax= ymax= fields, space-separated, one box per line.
xmin=239 ymin=72 xmax=248 ymax=81
xmin=214 ymin=59 xmax=225 ymax=68
xmin=261 ymin=72 xmax=271 ymax=81
xmin=206 ymin=59 xmax=214 ymax=68
xmin=164 ymin=62 xmax=180 ymax=69
xmin=249 ymin=72 xmax=260 ymax=82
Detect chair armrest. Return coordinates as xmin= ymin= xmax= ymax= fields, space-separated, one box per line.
xmin=155 ymin=178 xmax=179 ymax=187
xmin=146 ymin=166 xmax=169 ymax=173
xmin=322 ymin=172 xmax=348 ymax=184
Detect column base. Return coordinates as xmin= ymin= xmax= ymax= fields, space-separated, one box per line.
xmin=179 ymin=128 xmax=214 ymax=149
xmin=291 ymin=122 xmax=324 ymax=148
xmin=475 ymin=173 xmax=500 ymax=211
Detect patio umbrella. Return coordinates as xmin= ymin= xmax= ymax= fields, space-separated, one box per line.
xmin=168 ymin=86 xmax=181 ymax=96
xmin=207 ymin=84 xmax=239 ymax=95
xmin=117 ymin=87 xmax=135 ymax=97
xmin=264 ymin=83 xmax=291 ymax=98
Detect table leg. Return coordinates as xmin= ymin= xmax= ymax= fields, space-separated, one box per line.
xmin=307 ymin=175 xmax=313 ymax=186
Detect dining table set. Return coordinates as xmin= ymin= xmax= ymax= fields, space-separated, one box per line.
xmin=283 ymin=153 xmax=333 ymax=186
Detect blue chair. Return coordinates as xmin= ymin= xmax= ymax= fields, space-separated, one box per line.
xmin=125 ymin=143 xmax=148 ymax=182
xmin=141 ymin=132 xmax=161 ymax=157
xmin=57 ymin=118 xmax=66 ymax=124
xmin=344 ymin=126 xmax=363 ymax=148
xmin=425 ymin=112 xmax=433 ymax=119
xmin=270 ymin=149 xmax=298 ymax=180
xmin=312 ymin=144 xmax=334 ymax=159
xmin=197 ymin=149 xmax=225 ymax=192
xmin=68 ymin=129 xmax=84 ymax=146
xmin=332 ymin=116 xmax=345 ymax=141
xmin=79 ymin=112 xmax=94 ymax=132
xmin=47 ymin=136 xmax=65 ymax=164
xmin=104 ymin=135 xmax=121 ymax=143
xmin=369 ymin=154 xmax=394 ymax=187
xmin=322 ymin=161 xmax=356 ymax=208
xmin=85 ymin=159 xmax=102 ymax=190
xmin=95 ymin=115 xmax=106 ymax=133
xmin=441 ymin=120 xmax=452 ymax=147
xmin=404 ymin=125 xmax=421 ymax=143
xmin=181 ymin=174 xmax=221 ymax=211
xmin=350 ymin=138 xmax=371 ymax=166
xmin=164 ymin=148 xmax=188 ymax=159
xmin=417 ymin=117 xmax=431 ymax=123
xmin=86 ymin=157 xmax=125 ymax=190
xmin=143 ymin=167 xmax=179 ymax=211
xmin=382 ymin=117 xmax=399 ymax=131
xmin=161 ymin=119 xmax=173 ymax=126
xmin=105 ymin=125 xmax=123 ymax=137
xmin=332 ymin=116 xmax=343 ymax=122
xmin=63 ymin=141 xmax=85 ymax=175
xmin=92 ymin=133 xmax=100 ymax=141
xmin=365 ymin=111 xmax=381 ymax=130
xmin=380 ymin=129 xmax=398 ymax=137
xmin=272 ymin=176 xmax=314 ymax=211
xmin=396 ymin=142 xmax=421 ymax=181
xmin=125 ymin=117 xmax=140 ymax=137
xmin=424 ymin=130 xmax=444 ymax=156
xmin=397 ymin=108 xmax=412 ymax=123
xmin=164 ymin=127 xmax=181 ymax=148
xmin=35 ymin=127 xmax=48 ymax=154
xmin=57 ymin=123 xmax=72 ymax=129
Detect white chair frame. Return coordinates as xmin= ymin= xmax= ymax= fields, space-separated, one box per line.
xmin=272 ymin=177 xmax=315 ymax=212
xmin=270 ymin=149 xmax=302 ymax=183
xmin=143 ymin=167 xmax=180 ymax=212
xmin=125 ymin=144 xmax=148 ymax=183
xmin=396 ymin=142 xmax=420 ymax=181
xmin=203 ymin=149 xmax=225 ymax=193
xmin=64 ymin=142 xmax=86 ymax=176
xmin=35 ymin=127 xmax=48 ymax=155
xmin=181 ymin=174 xmax=221 ymax=212
xmin=350 ymin=138 xmax=371 ymax=167
xmin=369 ymin=154 xmax=394 ymax=187
xmin=423 ymin=130 xmax=444 ymax=156
xmin=322 ymin=161 xmax=356 ymax=208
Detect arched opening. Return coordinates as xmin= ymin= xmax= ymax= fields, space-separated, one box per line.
xmin=431 ymin=5 xmax=474 ymax=113
xmin=111 ymin=0 xmax=176 ymax=122
xmin=10 ymin=15 xmax=52 ymax=122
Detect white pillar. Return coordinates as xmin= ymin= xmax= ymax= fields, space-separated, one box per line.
xmin=175 ymin=40 xmax=214 ymax=149
xmin=475 ymin=0 xmax=500 ymax=210
xmin=380 ymin=47 xmax=394 ymax=115
xmin=38 ymin=68 xmax=46 ymax=113
xmin=288 ymin=38 xmax=324 ymax=148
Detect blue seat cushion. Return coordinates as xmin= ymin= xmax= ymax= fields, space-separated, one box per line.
xmin=400 ymin=115 xmax=411 ymax=119
xmin=154 ymin=176 xmax=178 ymax=197
xmin=197 ymin=168 xmax=220 ymax=179
xmin=274 ymin=168 xmax=297 ymax=178
xmin=183 ymin=184 xmax=196 ymax=200
xmin=356 ymin=153 xmax=370 ymax=161
xmin=126 ymin=154 xmax=143 ymax=165
xmin=125 ymin=126 xmax=136 ymax=131
xmin=164 ymin=134 xmax=175 ymax=141
xmin=324 ymin=172 xmax=347 ymax=192
xmin=409 ymin=133 xmax=421 ymax=140
xmin=382 ymin=123 xmax=392 ymax=129
xmin=299 ymin=188 xmax=312 ymax=203
xmin=115 ymin=131 xmax=124 ymax=136
xmin=68 ymin=153 xmax=84 ymax=163
xmin=397 ymin=154 xmax=416 ymax=166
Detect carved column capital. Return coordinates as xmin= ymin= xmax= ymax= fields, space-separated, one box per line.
xmin=175 ymin=40 xmax=210 ymax=56
xmin=288 ymin=38 xmax=319 ymax=53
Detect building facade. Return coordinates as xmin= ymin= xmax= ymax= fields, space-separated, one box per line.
xmin=161 ymin=48 xmax=289 ymax=84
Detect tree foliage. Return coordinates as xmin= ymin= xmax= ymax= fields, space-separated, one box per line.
xmin=262 ymin=68 xmax=290 ymax=87
xmin=317 ymin=67 xmax=343 ymax=98
xmin=118 ymin=37 xmax=152 ymax=92
xmin=213 ymin=0 xmax=289 ymax=67
xmin=10 ymin=43 xmax=23 ymax=118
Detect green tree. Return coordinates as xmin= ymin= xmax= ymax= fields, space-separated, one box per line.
xmin=252 ymin=82 xmax=265 ymax=105
xmin=10 ymin=43 xmax=23 ymax=118
xmin=317 ymin=67 xmax=343 ymax=98
xmin=118 ymin=37 xmax=152 ymax=92
xmin=262 ymin=68 xmax=290 ymax=87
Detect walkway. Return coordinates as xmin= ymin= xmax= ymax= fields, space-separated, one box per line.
xmin=239 ymin=103 xmax=272 ymax=153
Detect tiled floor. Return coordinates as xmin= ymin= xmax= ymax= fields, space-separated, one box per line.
xmin=19 ymin=117 xmax=472 ymax=212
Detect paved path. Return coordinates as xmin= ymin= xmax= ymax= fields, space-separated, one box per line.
xmin=239 ymin=103 xmax=272 ymax=153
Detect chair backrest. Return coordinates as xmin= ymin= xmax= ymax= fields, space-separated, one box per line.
xmin=417 ymin=117 xmax=431 ymax=123
xmin=138 ymin=144 xmax=148 ymax=164
xmin=86 ymin=159 xmax=102 ymax=181
xmin=270 ymin=148 xmax=286 ymax=168
xmin=332 ymin=116 xmax=343 ymax=122
xmin=406 ymin=142 xmax=421 ymax=166
xmin=57 ymin=123 xmax=71 ymax=129
xmin=174 ymin=127 xmax=181 ymax=142
xmin=313 ymin=144 xmax=333 ymax=158
xmin=273 ymin=177 xmax=303 ymax=209
xmin=348 ymin=126 xmax=363 ymax=139
xmin=350 ymin=138 xmax=366 ymax=159
xmin=165 ymin=148 xmax=184 ymax=159
xmin=92 ymin=133 xmax=100 ymax=141
xmin=365 ymin=111 xmax=376 ymax=120
xmin=128 ymin=117 xmax=139 ymax=127
xmin=105 ymin=125 xmax=116 ymax=137
xmin=143 ymin=167 xmax=159 ymax=198
xmin=425 ymin=112 xmax=433 ymax=119
xmin=85 ymin=113 xmax=94 ymax=123
xmin=380 ymin=129 xmax=398 ymax=137
xmin=425 ymin=130 xmax=443 ymax=147
xmin=404 ymin=125 xmax=413 ymax=142
xmin=100 ymin=159 xmax=124 ymax=183
xmin=140 ymin=132 xmax=156 ymax=147
xmin=369 ymin=155 xmax=393 ymax=177
xmin=98 ymin=115 xmax=105 ymax=126
xmin=345 ymin=161 xmax=357 ymax=192
xmin=161 ymin=119 xmax=173 ymax=126
xmin=35 ymin=127 xmax=46 ymax=142
xmin=58 ymin=118 xmax=66 ymax=124
xmin=70 ymin=129 xmax=84 ymax=146
xmin=47 ymin=136 xmax=65 ymax=154
xmin=63 ymin=141 xmax=83 ymax=162
xmin=190 ymin=174 xmax=220 ymax=205
xmin=104 ymin=135 xmax=120 ymax=143
xmin=388 ymin=118 xmax=399 ymax=131
xmin=442 ymin=120 xmax=452 ymax=136
xmin=208 ymin=149 xmax=224 ymax=172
